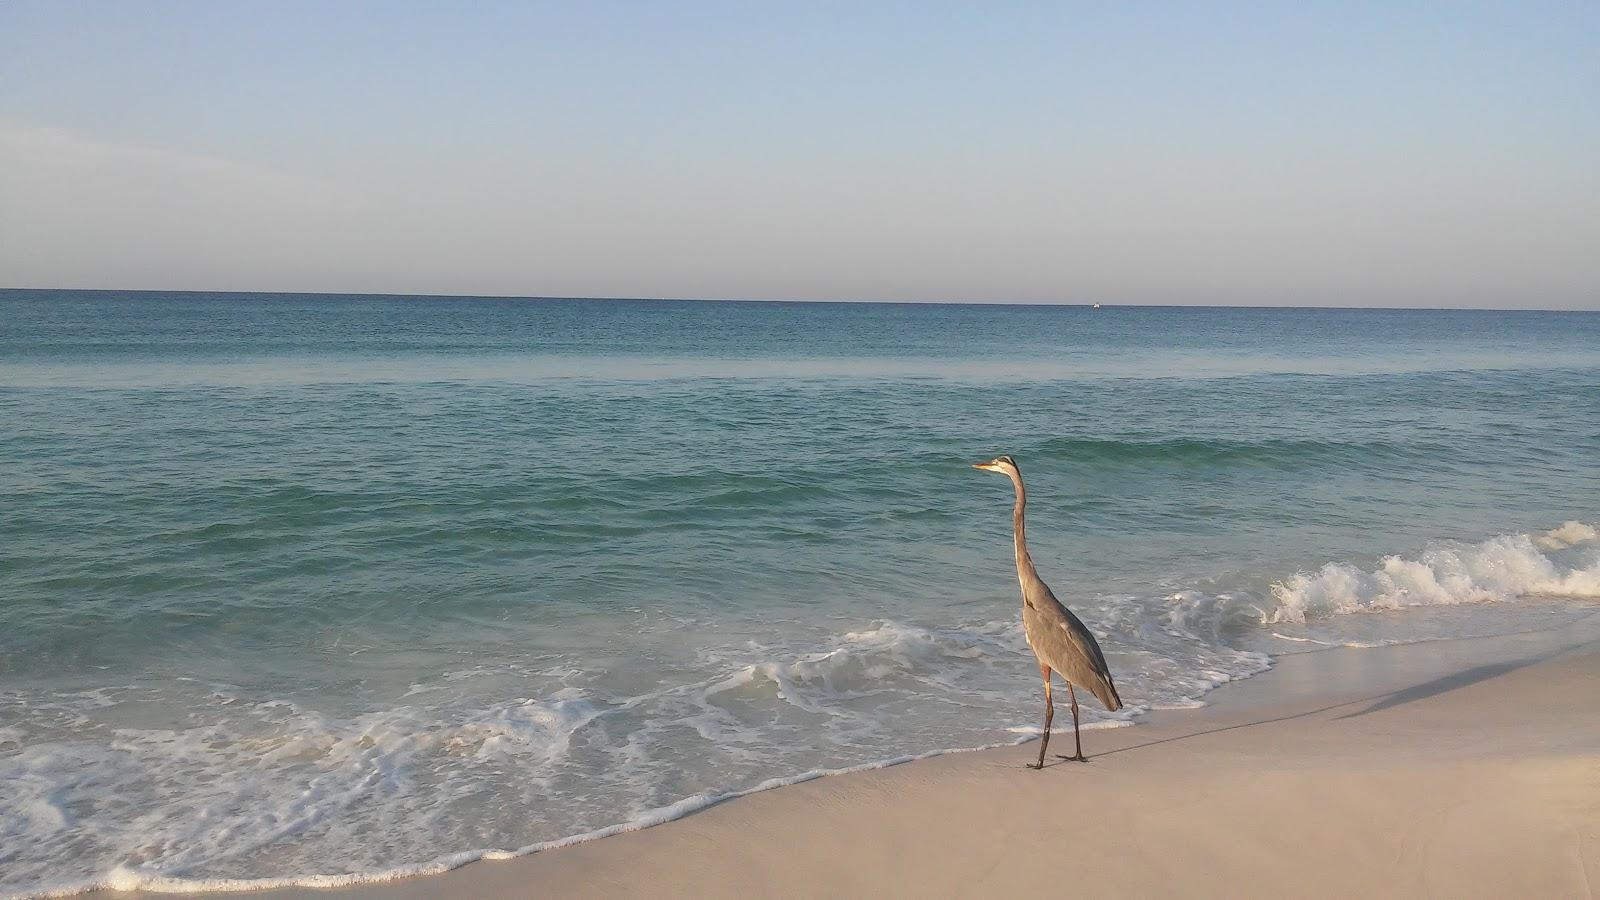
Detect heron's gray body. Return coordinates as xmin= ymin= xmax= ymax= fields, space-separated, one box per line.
xmin=1020 ymin=581 xmax=1122 ymax=712
xmin=1008 ymin=473 xmax=1122 ymax=712
xmin=976 ymin=454 xmax=1120 ymax=766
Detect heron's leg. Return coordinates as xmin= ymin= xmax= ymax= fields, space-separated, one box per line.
xmin=1030 ymin=664 xmax=1053 ymax=770
xmin=1056 ymin=683 xmax=1088 ymax=762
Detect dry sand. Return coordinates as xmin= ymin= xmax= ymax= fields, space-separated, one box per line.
xmin=123 ymin=614 xmax=1600 ymax=899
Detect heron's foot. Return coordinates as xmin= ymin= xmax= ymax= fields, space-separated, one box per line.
xmin=1055 ymin=753 xmax=1088 ymax=762
xmin=1026 ymin=762 xmax=1044 ymax=770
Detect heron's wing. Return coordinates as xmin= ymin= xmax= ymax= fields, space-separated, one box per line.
xmin=1024 ymin=582 xmax=1123 ymax=711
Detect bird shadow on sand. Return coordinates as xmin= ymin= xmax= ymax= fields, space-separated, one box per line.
xmin=1331 ymin=656 xmax=1542 ymax=720
xmin=1004 ymin=647 xmax=1573 ymax=770
xmin=1026 ymin=698 xmax=1369 ymax=768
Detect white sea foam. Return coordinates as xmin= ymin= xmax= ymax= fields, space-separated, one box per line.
xmin=1005 ymin=720 xmax=1135 ymax=734
xmin=2 ymin=613 xmax=1265 ymax=898
xmin=1264 ymin=524 xmax=1600 ymax=625
xmin=710 ymin=621 xmax=1012 ymax=710
xmin=1268 ymin=632 xmax=1399 ymax=649
xmin=1536 ymin=520 xmax=1599 ymax=550
xmin=36 ymin=740 xmax=1018 ymax=898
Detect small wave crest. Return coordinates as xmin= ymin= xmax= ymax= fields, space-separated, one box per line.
xmin=1536 ymin=520 xmax=1599 ymax=550
xmin=1030 ymin=435 xmax=1429 ymax=469
xmin=707 ymin=621 xmax=1010 ymax=711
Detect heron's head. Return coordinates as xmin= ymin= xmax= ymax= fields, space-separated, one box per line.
xmin=972 ymin=455 xmax=1020 ymax=476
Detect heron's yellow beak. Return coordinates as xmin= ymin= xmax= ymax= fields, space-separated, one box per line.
xmin=972 ymin=461 xmax=999 ymax=471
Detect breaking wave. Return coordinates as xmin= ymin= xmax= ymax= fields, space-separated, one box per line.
xmin=1265 ymin=522 xmax=1600 ymax=624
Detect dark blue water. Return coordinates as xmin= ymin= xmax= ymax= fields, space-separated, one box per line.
xmin=3 ymin=291 xmax=1598 ymax=895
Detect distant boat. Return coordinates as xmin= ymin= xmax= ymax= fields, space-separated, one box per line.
xmin=1092 ymin=303 xmax=1102 ymax=309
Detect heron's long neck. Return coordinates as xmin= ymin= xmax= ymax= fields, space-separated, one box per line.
xmin=1008 ymin=471 xmax=1042 ymax=589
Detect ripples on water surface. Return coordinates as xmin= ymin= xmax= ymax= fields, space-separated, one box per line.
xmin=2 ymin=292 xmax=1599 ymax=895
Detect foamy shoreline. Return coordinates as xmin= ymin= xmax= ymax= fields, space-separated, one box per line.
xmin=42 ymin=520 xmax=1600 ymax=900
xmin=93 ymin=611 xmax=1600 ymax=900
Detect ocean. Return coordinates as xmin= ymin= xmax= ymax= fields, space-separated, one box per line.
xmin=2 ymin=291 xmax=1598 ymax=896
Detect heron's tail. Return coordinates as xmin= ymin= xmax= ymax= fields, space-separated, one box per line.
xmin=1090 ymin=673 xmax=1122 ymax=712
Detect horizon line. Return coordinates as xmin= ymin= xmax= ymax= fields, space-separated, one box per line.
xmin=1 ymin=286 xmax=1597 ymax=314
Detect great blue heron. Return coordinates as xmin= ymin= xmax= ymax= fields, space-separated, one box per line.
xmin=974 ymin=455 xmax=1122 ymax=769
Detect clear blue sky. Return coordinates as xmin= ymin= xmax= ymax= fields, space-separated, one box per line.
xmin=2 ymin=1 xmax=1596 ymax=307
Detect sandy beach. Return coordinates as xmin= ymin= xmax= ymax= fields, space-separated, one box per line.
xmin=114 ymin=612 xmax=1598 ymax=900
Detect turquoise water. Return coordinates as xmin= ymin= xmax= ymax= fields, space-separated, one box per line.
xmin=3 ymin=291 xmax=1599 ymax=895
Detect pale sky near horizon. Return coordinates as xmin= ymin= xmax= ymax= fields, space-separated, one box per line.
xmin=1 ymin=2 xmax=1596 ymax=308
